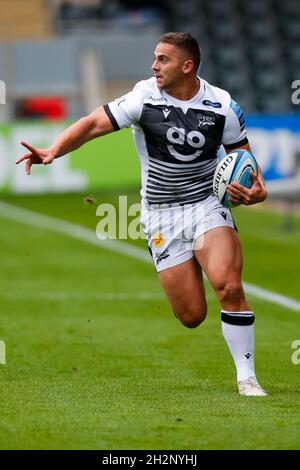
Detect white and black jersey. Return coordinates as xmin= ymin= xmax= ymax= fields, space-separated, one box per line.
xmin=104 ymin=77 xmax=248 ymax=205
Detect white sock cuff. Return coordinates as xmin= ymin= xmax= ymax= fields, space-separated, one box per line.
xmin=221 ymin=310 xmax=254 ymax=314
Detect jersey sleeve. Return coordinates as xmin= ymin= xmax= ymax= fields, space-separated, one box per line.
xmin=222 ymin=99 xmax=249 ymax=150
xmin=103 ymin=83 xmax=144 ymax=130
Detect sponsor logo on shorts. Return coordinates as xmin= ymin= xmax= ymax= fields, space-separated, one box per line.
xmin=152 ymin=233 xmax=165 ymax=248
xmin=244 ymin=353 xmax=251 ymax=359
xmin=156 ymin=249 xmax=170 ymax=265
xmin=220 ymin=211 xmax=227 ymax=220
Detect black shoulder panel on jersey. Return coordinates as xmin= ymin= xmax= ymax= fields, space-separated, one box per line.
xmin=224 ymin=137 xmax=248 ymax=150
xmin=103 ymin=104 xmax=120 ymax=131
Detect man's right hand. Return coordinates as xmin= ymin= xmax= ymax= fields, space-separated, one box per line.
xmin=16 ymin=107 xmax=116 ymax=175
xmin=16 ymin=142 xmax=56 ymax=175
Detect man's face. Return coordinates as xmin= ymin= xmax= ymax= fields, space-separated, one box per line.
xmin=152 ymin=42 xmax=188 ymax=91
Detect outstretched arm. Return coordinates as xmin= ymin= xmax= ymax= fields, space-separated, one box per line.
xmin=16 ymin=106 xmax=115 ymax=175
xmin=226 ymin=143 xmax=268 ymax=205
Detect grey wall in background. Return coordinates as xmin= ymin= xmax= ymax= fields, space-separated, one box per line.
xmin=0 ymin=30 xmax=161 ymax=119
xmin=0 ymin=32 xmax=159 ymax=88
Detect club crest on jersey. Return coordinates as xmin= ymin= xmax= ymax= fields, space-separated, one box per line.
xmin=197 ymin=115 xmax=216 ymax=127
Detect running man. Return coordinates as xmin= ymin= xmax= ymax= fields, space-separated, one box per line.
xmin=16 ymin=32 xmax=268 ymax=396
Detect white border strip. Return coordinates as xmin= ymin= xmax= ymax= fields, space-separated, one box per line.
xmin=1 ymin=201 xmax=300 ymax=312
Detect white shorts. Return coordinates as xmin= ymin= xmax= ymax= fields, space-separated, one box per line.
xmin=140 ymin=194 xmax=236 ymax=272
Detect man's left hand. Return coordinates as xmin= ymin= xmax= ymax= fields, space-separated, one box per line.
xmin=227 ymin=171 xmax=268 ymax=206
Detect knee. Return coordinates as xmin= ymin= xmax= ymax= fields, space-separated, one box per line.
xmin=175 ymin=307 xmax=207 ymax=329
xmin=216 ymin=280 xmax=243 ymax=303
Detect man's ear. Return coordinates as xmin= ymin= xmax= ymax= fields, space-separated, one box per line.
xmin=183 ymin=60 xmax=194 ymax=74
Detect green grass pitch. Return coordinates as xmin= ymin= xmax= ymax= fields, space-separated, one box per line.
xmin=0 ymin=191 xmax=300 ymax=449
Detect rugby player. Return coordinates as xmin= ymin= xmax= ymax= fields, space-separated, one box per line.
xmin=16 ymin=32 xmax=268 ymax=396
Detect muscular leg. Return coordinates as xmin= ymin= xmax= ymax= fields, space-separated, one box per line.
xmin=193 ymin=227 xmax=266 ymax=395
xmin=193 ymin=226 xmax=249 ymax=311
xmin=158 ymin=258 xmax=207 ymax=328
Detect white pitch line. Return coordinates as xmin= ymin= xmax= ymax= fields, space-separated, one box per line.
xmin=243 ymin=282 xmax=300 ymax=312
xmin=0 ymin=201 xmax=150 ymax=263
xmin=0 ymin=291 xmax=165 ymax=301
xmin=0 ymin=291 xmax=214 ymax=302
xmin=0 ymin=201 xmax=300 ymax=312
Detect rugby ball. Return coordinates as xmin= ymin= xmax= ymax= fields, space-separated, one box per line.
xmin=213 ymin=149 xmax=258 ymax=208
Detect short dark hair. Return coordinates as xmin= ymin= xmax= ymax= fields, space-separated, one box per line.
xmin=158 ymin=32 xmax=201 ymax=71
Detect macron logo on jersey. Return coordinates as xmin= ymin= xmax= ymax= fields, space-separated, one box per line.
xmin=163 ymin=108 xmax=171 ymax=119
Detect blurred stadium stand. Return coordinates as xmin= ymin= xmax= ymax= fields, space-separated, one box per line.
xmin=0 ymin=0 xmax=52 ymax=40
xmin=164 ymin=0 xmax=300 ymax=113
xmin=0 ymin=0 xmax=299 ymax=200
xmin=0 ymin=0 xmax=299 ymax=119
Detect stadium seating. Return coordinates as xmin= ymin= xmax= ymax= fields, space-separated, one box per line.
xmin=47 ymin=0 xmax=300 ymax=113
xmin=1 ymin=0 xmax=299 ymax=114
xmin=0 ymin=0 xmax=52 ymax=40
xmin=163 ymin=0 xmax=300 ymax=112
